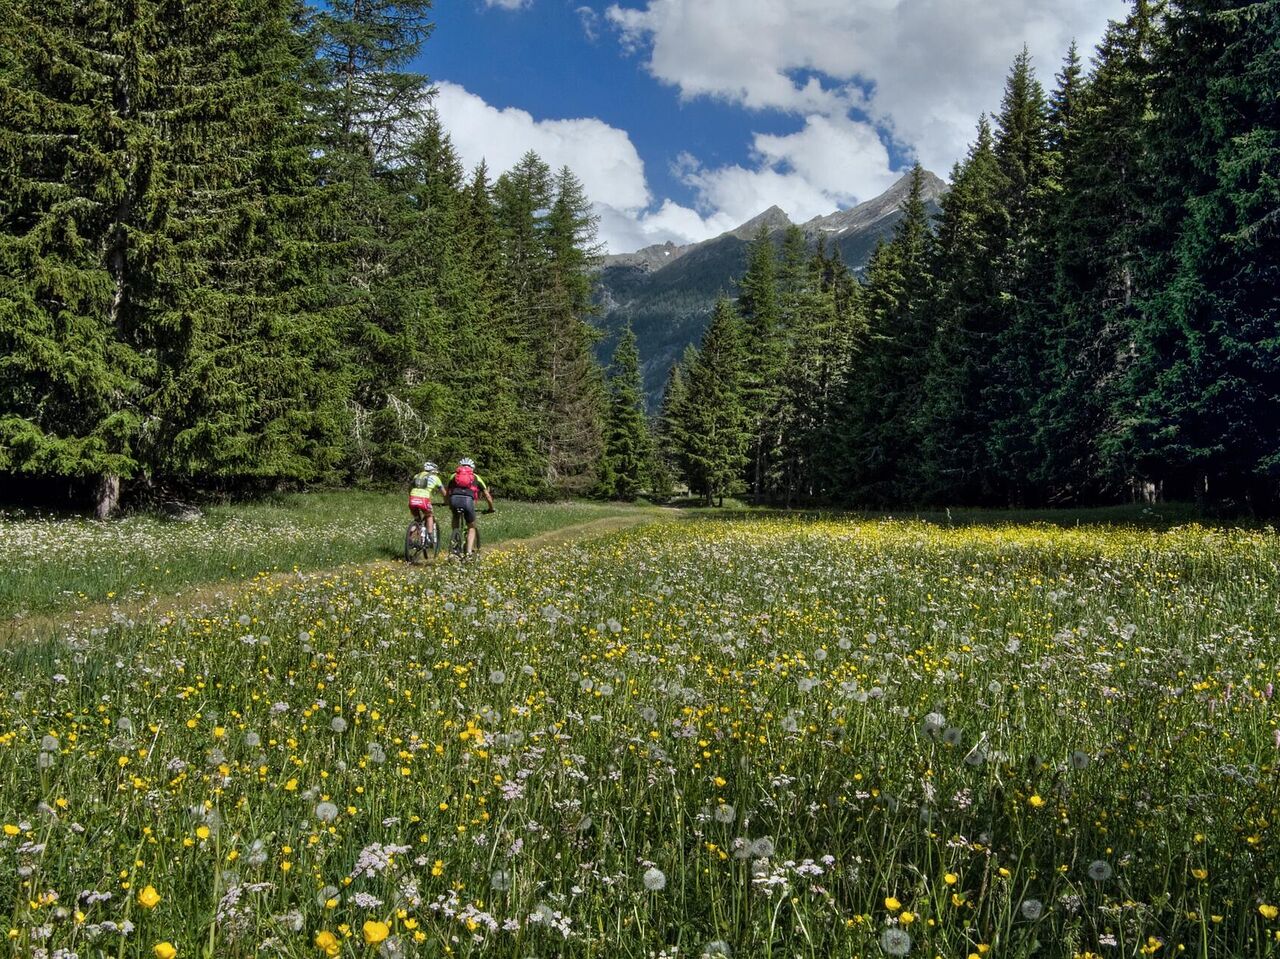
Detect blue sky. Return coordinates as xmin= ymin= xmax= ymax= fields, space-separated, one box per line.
xmin=418 ymin=0 xmax=1124 ymax=253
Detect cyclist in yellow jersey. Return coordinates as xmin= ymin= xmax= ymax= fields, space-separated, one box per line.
xmin=408 ymin=462 xmax=445 ymax=543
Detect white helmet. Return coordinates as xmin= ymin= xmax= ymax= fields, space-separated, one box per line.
xmin=423 ymin=461 xmax=438 ymax=473
xmin=459 ymin=458 xmax=475 ymax=468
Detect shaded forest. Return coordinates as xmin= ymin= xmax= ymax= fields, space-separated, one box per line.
xmin=660 ymin=0 xmax=1279 ymax=514
xmin=2 ymin=0 xmax=1276 ymax=516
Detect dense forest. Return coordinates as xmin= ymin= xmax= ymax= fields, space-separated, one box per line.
xmin=0 ymin=0 xmax=609 ymax=514
xmin=1 ymin=0 xmax=1276 ymax=516
xmin=661 ymin=0 xmax=1279 ymax=514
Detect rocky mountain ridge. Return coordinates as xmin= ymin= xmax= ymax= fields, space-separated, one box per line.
xmin=595 ymin=170 xmax=948 ymax=406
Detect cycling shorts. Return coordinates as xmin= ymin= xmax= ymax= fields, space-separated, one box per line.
xmin=450 ymin=492 xmax=477 ymax=525
xmin=409 ymin=495 xmax=434 ymax=515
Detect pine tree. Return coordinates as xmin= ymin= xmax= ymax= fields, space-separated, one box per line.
xmin=651 ymin=352 xmax=692 ymax=501
xmin=736 ymin=225 xmax=782 ymax=500
xmin=1035 ymin=2 xmax=1162 ymax=502
xmin=537 ymin=164 xmax=608 ymax=493
xmin=303 ymin=0 xmax=434 ymax=481
xmin=677 ymin=299 xmax=749 ymax=505
xmin=835 ymin=165 xmax=934 ymax=504
xmin=595 ymin=327 xmax=651 ymax=500
xmin=985 ymin=48 xmax=1052 ymax=502
xmin=918 ymin=118 xmax=1012 ymax=504
xmin=1123 ymin=0 xmax=1279 ymax=511
xmin=0 ymin=0 xmax=345 ymax=514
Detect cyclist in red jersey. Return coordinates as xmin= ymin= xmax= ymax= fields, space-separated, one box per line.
xmin=447 ymin=458 xmax=494 ymax=556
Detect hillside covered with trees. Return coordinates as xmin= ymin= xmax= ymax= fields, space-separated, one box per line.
xmin=0 ymin=0 xmax=608 ymax=514
xmin=1 ymin=0 xmax=1276 ymax=516
xmin=659 ymin=0 xmax=1278 ymax=514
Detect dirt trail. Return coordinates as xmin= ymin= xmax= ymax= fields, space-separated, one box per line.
xmin=3 ymin=511 xmax=669 ymax=644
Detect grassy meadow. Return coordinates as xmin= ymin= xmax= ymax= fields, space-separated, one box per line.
xmin=1 ymin=514 xmax=1279 ymax=957
xmin=0 ymin=494 xmax=655 ymax=621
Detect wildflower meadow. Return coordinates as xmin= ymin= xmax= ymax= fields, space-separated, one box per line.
xmin=2 ymin=516 xmax=1279 ymax=958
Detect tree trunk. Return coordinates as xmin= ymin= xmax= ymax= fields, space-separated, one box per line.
xmin=95 ymin=474 xmax=121 ymax=520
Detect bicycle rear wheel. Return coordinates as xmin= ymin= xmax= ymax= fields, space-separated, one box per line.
xmin=405 ymin=523 xmax=426 ymax=564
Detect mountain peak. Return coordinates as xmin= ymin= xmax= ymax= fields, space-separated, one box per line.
xmin=802 ymin=169 xmax=947 ymax=239
xmin=725 ymin=204 xmax=793 ymax=241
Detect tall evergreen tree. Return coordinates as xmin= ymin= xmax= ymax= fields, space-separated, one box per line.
xmin=1122 ymin=0 xmax=1279 ymax=511
xmin=737 ymin=225 xmax=782 ymax=500
xmin=919 ymin=118 xmax=1012 ymax=503
xmin=0 ymin=0 xmax=343 ymax=514
xmin=985 ymin=48 xmax=1052 ymax=501
xmin=1035 ymin=1 xmax=1162 ymax=502
xmin=595 ymin=327 xmax=651 ymax=500
xmin=834 ymin=165 xmax=934 ymax=503
xmin=303 ymin=0 xmax=434 ymax=481
xmin=677 ymin=298 xmax=749 ymax=505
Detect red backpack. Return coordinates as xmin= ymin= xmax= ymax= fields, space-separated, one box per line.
xmin=453 ymin=464 xmax=476 ymax=492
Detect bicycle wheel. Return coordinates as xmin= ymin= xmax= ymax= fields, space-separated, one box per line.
xmin=405 ymin=523 xmax=425 ymax=564
xmin=449 ymin=514 xmax=466 ymax=559
xmin=428 ymin=518 xmax=442 ymax=559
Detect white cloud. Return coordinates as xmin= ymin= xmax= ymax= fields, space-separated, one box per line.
xmin=606 ymin=0 xmax=1122 ymax=175
xmin=482 ymin=0 xmax=533 ymax=9
xmin=434 ymin=81 xmax=901 ymax=253
xmin=577 ymin=5 xmax=601 ymax=40
xmin=434 ymin=81 xmax=650 ymax=214
xmin=436 ymin=82 xmax=719 ymax=251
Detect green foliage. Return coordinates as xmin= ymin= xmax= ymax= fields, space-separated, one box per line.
xmin=670 ymin=299 xmax=750 ymax=504
xmin=596 ymin=328 xmax=653 ymax=500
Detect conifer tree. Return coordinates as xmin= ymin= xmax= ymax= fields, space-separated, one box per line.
xmin=985 ymin=48 xmax=1052 ymax=502
xmin=835 ymin=165 xmax=934 ymax=503
xmin=304 ymin=0 xmax=434 ymax=481
xmin=1123 ymin=0 xmax=1279 ymax=511
xmin=737 ymin=225 xmax=782 ymax=500
xmin=595 ymin=327 xmax=652 ymax=500
xmin=1035 ymin=1 xmax=1162 ymax=501
xmin=919 ymin=118 xmax=1012 ymax=503
xmin=0 ymin=0 xmax=344 ymax=513
xmin=677 ymin=299 xmax=749 ymax=505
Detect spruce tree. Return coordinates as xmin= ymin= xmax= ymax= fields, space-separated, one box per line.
xmin=985 ymin=48 xmax=1052 ymax=502
xmin=918 ymin=118 xmax=1012 ymax=504
xmin=677 ymin=299 xmax=749 ymax=505
xmin=0 ymin=0 xmax=344 ymax=513
xmin=304 ymin=0 xmax=434 ymax=481
xmin=737 ymin=225 xmax=782 ymax=501
xmin=835 ymin=165 xmax=934 ymax=504
xmin=1035 ymin=2 xmax=1162 ymax=502
xmin=596 ymin=327 xmax=651 ymax=500
xmin=1123 ymin=0 xmax=1279 ymax=511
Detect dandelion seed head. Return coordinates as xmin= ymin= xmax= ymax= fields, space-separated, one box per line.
xmin=1088 ymin=859 xmax=1113 ymax=881
xmin=330 ymin=717 xmax=347 ymax=733
xmin=1020 ymin=898 xmax=1044 ymax=920
xmin=879 ymin=927 xmax=912 ymax=956
xmin=314 ymin=802 xmax=339 ymax=823
xmin=642 ymin=867 xmax=667 ymax=891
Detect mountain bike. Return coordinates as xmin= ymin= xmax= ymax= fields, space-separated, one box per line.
xmin=405 ymin=513 xmax=440 ymax=564
xmin=448 ymin=506 xmax=481 ymax=560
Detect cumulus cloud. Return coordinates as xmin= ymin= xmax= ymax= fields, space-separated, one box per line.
xmin=434 ymin=82 xmax=899 ymax=253
xmin=436 ymin=82 xmax=726 ymax=251
xmin=606 ymin=0 xmax=1122 ymax=174
xmin=435 ymin=81 xmax=650 ymax=213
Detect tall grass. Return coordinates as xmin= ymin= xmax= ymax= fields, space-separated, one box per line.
xmin=1 ymin=516 xmax=1277 ymax=957
xmin=0 ymin=493 xmax=652 ymax=619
